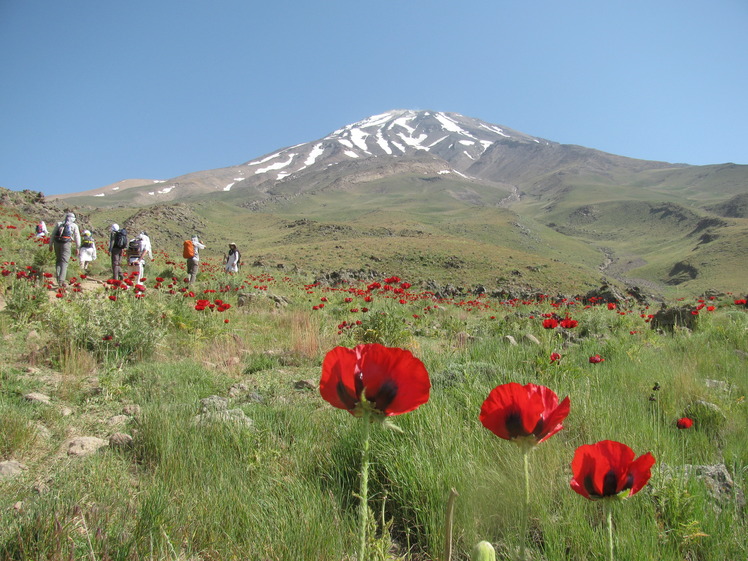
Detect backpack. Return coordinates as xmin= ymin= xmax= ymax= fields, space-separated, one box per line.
xmin=81 ymin=233 xmax=94 ymax=248
xmin=54 ymin=221 xmax=72 ymax=243
xmin=113 ymin=228 xmax=128 ymax=250
xmin=127 ymin=238 xmax=143 ymax=257
xmin=183 ymin=239 xmax=195 ymax=259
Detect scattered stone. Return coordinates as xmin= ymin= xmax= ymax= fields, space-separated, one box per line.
xmin=0 ymin=460 xmax=27 ymax=479
xmin=523 ymin=334 xmax=541 ymax=345
xmin=109 ymin=433 xmax=133 ymax=448
xmin=23 ymin=392 xmax=50 ymax=405
xmin=684 ymin=464 xmax=746 ymax=511
xmin=13 ymin=501 xmax=23 ymax=512
xmin=24 ymin=366 xmax=41 ymax=374
xmin=200 ymin=395 xmax=228 ymax=412
xmin=60 ymin=406 xmax=73 ymax=417
xmin=650 ymin=306 xmax=698 ymax=332
xmin=705 ymin=379 xmax=734 ymax=393
xmin=66 ymin=436 xmax=108 ymax=457
xmin=294 ymin=380 xmax=315 ymax=391
xmin=228 ymin=383 xmax=249 ymax=398
xmin=223 ymin=356 xmax=241 ymax=367
xmin=454 ymin=332 xmax=473 ymax=347
xmin=247 ymin=392 xmax=264 ymax=404
xmin=107 ymin=415 xmax=130 ymax=427
xmin=735 ymin=349 xmax=748 ymax=360
xmin=193 ymin=409 xmax=253 ymax=428
xmin=34 ymin=423 xmax=52 ymax=440
xmin=503 ymin=335 xmax=518 ymax=346
xmin=122 ymin=403 xmax=141 ymax=417
xmin=684 ymin=400 xmax=727 ymax=433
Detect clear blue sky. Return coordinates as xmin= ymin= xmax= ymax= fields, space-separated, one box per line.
xmin=2 ymin=0 xmax=746 ymax=196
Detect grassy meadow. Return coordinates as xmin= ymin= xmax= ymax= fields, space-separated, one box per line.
xmin=1 ymin=205 xmax=747 ymax=560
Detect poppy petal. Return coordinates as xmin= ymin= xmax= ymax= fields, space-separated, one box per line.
xmin=627 ymin=452 xmax=656 ymax=497
xmin=536 ymin=395 xmax=571 ymax=443
xmin=357 ymin=344 xmax=430 ymax=415
xmin=320 ymin=346 xmax=360 ymax=412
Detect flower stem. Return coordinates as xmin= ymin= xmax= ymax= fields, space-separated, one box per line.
xmin=358 ymin=408 xmax=371 ymax=561
xmin=521 ymin=449 xmax=530 ymax=561
xmin=606 ymin=502 xmax=614 ymax=561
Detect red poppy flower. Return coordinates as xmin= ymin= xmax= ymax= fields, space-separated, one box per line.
xmin=676 ymin=417 xmax=693 ymax=429
xmin=542 ymin=318 xmax=559 ymax=329
xmin=550 ymin=352 xmax=562 ymax=363
xmin=319 ymin=344 xmax=430 ymax=417
xmin=589 ymin=354 xmax=605 ymax=363
xmin=570 ymin=440 xmax=655 ymax=500
xmin=559 ymin=317 xmax=578 ymax=329
xmin=479 ymin=383 xmax=570 ymax=446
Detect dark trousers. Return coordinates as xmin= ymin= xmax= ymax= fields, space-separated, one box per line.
xmin=111 ymin=249 xmax=123 ymax=280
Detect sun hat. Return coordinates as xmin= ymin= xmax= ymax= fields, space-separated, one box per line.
xmin=111 ymin=223 xmax=119 ymax=231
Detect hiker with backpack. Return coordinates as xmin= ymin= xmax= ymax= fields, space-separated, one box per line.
xmin=109 ymin=223 xmax=128 ymax=281
xmin=78 ymin=230 xmax=97 ymax=271
xmin=35 ymin=221 xmax=48 ymax=238
xmin=48 ymin=212 xmax=81 ymax=287
xmin=126 ymin=233 xmax=147 ymax=282
xmin=184 ymin=235 xmax=205 ymax=283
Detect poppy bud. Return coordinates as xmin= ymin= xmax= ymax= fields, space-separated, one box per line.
xmin=471 ymin=541 xmax=496 ymax=561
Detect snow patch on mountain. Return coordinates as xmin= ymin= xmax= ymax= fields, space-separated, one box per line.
xmin=256 ymin=153 xmax=295 ymax=174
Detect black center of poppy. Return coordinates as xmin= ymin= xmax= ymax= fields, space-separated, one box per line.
xmin=505 ymin=409 xmax=530 ymax=438
xmin=602 ymin=470 xmax=619 ymax=496
xmin=371 ymin=379 xmax=398 ymax=413
xmin=336 ymin=382 xmax=357 ymax=411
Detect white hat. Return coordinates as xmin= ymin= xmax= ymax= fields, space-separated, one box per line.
xmin=111 ymin=223 xmax=119 ymax=231
xmin=83 ymin=230 xmax=91 ymax=236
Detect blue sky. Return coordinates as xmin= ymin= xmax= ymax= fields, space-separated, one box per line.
xmin=2 ymin=0 xmax=746 ymax=196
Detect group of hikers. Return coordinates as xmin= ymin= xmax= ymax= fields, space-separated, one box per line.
xmin=43 ymin=212 xmax=242 ymax=288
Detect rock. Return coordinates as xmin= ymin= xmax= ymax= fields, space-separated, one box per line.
xmin=60 ymin=406 xmax=73 ymax=417
xmin=23 ymin=392 xmax=51 ymax=405
xmin=109 ymin=433 xmax=133 ymax=448
xmin=107 ymin=415 xmax=130 ymax=426
xmin=684 ymin=400 xmax=727 ymax=431
xmin=247 ymin=392 xmax=264 ymax=404
xmin=228 ymin=383 xmax=249 ymax=398
xmin=66 ymin=436 xmax=108 ymax=457
xmin=223 ymin=356 xmax=241 ymax=367
xmin=650 ymin=306 xmax=698 ymax=332
xmin=705 ymin=379 xmax=733 ymax=393
xmin=523 ymin=334 xmax=541 ymax=345
xmin=684 ymin=464 xmax=746 ymax=511
xmin=293 ymin=380 xmax=315 ymax=391
xmin=0 ymin=460 xmax=27 ymax=479
xmin=34 ymin=423 xmax=52 ymax=440
xmin=193 ymin=409 xmax=253 ymax=428
xmin=503 ymin=335 xmax=518 ymax=346
xmin=200 ymin=395 xmax=228 ymax=413
xmin=122 ymin=403 xmax=141 ymax=417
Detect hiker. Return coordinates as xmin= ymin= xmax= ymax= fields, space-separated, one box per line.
xmin=78 ymin=229 xmax=97 ymax=271
xmin=35 ymin=220 xmax=48 ymax=238
xmin=139 ymin=231 xmax=154 ymax=262
xmin=48 ymin=212 xmax=81 ymax=287
xmin=109 ymin=223 xmax=128 ymax=280
xmin=126 ymin=233 xmax=147 ymax=282
xmin=185 ymin=235 xmax=205 ymax=283
xmin=224 ymin=242 xmax=241 ymax=274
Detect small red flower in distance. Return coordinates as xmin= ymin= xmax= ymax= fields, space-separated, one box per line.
xmin=570 ymin=440 xmax=655 ymax=500
xmin=676 ymin=417 xmax=694 ymax=429
xmin=543 ymin=318 xmax=559 ymax=329
xmin=479 ymin=383 xmax=570 ymax=446
xmin=550 ymin=352 xmax=562 ymax=363
xmin=320 ymin=344 xmax=430 ymax=417
xmin=589 ymin=354 xmax=605 ymax=363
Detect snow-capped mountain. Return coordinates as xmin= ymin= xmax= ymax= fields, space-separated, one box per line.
xmin=57 ymin=109 xmax=676 ymax=205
